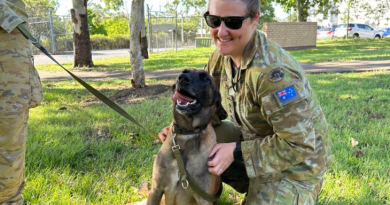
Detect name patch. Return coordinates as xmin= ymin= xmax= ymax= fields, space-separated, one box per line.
xmin=275 ymin=85 xmax=298 ymax=106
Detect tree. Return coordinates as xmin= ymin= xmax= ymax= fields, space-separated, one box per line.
xmin=101 ymin=0 xmax=148 ymax=59
xmin=130 ymin=0 xmax=146 ymax=88
xmin=275 ymin=0 xmax=338 ymax=22
xmin=258 ymin=1 xmax=277 ymax=29
xmin=71 ymin=0 xmax=94 ymax=67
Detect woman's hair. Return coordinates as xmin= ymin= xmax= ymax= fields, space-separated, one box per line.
xmin=208 ymin=0 xmax=260 ymax=17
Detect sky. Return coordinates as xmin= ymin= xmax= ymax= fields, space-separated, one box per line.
xmin=56 ymin=0 xmax=288 ymax=20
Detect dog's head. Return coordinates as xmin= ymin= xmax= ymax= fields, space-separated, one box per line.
xmin=171 ymin=69 xmax=227 ymax=130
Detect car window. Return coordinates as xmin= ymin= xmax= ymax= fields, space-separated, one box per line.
xmin=365 ymin=25 xmax=372 ymax=30
xmin=349 ymin=24 xmax=354 ymax=27
xmin=319 ymin=28 xmax=331 ymax=31
xmin=357 ymin=24 xmax=365 ymax=29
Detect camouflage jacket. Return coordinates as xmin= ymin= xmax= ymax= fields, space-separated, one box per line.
xmin=0 ymin=0 xmax=28 ymax=33
xmin=205 ymin=31 xmax=332 ymax=187
xmin=0 ymin=0 xmax=42 ymax=117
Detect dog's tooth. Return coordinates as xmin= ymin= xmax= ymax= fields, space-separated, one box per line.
xmin=185 ymin=101 xmax=190 ymax=106
xmin=178 ymin=99 xmax=181 ymax=104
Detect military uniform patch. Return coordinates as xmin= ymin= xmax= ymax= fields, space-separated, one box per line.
xmin=268 ymin=68 xmax=284 ymax=82
xmin=274 ymin=85 xmax=298 ymax=106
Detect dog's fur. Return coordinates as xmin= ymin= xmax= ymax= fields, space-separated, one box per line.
xmin=147 ymin=69 xmax=227 ymax=205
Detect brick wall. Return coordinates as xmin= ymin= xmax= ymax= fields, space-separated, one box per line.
xmin=262 ymin=22 xmax=317 ymax=50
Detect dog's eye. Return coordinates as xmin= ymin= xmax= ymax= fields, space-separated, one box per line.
xmin=199 ymin=72 xmax=209 ymax=81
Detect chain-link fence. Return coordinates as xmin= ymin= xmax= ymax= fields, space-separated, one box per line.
xmin=28 ymin=10 xmax=210 ymax=54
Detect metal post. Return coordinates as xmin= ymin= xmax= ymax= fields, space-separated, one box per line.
xmin=181 ymin=14 xmax=184 ymax=44
xmin=48 ymin=9 xmax=56 ymax=54
xmin=200 ymin=16 xmax=204 ymax=37
xmin=175 ymin=7 xmax=178 ymax=52
xmin=346 ymin=7 xmax=350 ymax=39
xmin=147 ymin=4 xmax=152 ymax=54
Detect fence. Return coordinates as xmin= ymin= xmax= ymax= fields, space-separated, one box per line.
xmin=28 ymin=9 xmax=211 ymax=55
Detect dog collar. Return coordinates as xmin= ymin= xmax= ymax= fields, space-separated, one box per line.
xmin=172 ymin=124 xmax=208 ymax=135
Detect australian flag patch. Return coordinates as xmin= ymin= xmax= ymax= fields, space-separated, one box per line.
xmin=275 ymin=85 xmax=298 ymax=106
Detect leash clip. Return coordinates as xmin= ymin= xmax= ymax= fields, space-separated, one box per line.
xmin=172 ymin=133 xmax=181 ymax=151
xmin=181 ymin=180 xmax=189 ymax=189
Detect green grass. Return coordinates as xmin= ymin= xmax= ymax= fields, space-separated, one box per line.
xmin=291 ymin=38 xmax=390 ymax=63
xmin=25 ymin=71 xmax=390 ymax=204
xmin=36 ymin=47 xmax=214 ymax=72
xmin=35 ymin=38 xmax=390 ymax=73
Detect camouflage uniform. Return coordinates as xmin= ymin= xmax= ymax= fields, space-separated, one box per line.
xmin=206 ymin=30 xmax=332 ymax=204
xmin=0 ymin=0 xmax=42 ymax=204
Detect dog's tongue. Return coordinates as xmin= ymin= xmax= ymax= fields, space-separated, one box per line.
xmin=172 ymin=90 xmax=195 ymax=104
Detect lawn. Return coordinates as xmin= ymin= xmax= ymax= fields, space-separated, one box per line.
xmin=26 ymin=70 xmax=390 ymax=204
xmin=35 ymin=37 xmax=390 ymax=72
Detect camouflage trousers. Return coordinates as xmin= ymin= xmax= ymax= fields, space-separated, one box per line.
xmin=214 ymin=120 xmax=322 ymax=205
xmin=0 ymin=27 xmax=42 ymax=204
xmin=0 ymin=111 xmax=28 ymax=205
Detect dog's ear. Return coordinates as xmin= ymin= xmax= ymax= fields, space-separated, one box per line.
xmin=213 ymin=88 xmax=228 ymax=120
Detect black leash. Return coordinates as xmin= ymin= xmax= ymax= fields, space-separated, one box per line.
xmin=17 ymin=24 xmax=161 ymax=142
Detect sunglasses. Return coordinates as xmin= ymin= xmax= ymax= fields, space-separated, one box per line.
xmin=203 ymin=11 xmax=251 ymax=30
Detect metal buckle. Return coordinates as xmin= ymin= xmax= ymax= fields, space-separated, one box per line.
xmin=181 ymin=180 xmax=189 ymax=189
xmin=171 ymin=133 xmax=180 ymax=151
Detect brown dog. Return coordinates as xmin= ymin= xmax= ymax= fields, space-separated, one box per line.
xmin=147 ymin=69 xmax=227 ymax=205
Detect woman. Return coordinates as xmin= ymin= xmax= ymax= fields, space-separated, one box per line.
xmin=160 ymin=0 xmax=331 ymax=204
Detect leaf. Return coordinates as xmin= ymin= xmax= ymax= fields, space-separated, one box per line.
xmin=350 ymin=137 xmax=359 ymax=148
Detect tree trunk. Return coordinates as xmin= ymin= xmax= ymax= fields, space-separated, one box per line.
xmin=71 ymin=0 xmax=94 ymax=68
xmin=130 ymin=0 xmax=146 ymax=88
xmin=296 ymin=0 xmax=305 ymax=22
xmin=140 ymin=1 xmax=149 ymax=59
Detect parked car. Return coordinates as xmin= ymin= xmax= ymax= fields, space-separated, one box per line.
xmin=317 ymin=27 xmax=332 ymax=39
xmin=382 ymin=28 xmax=390 ymax=38
xmin=334 ymin=23 xmax=384 ymax=39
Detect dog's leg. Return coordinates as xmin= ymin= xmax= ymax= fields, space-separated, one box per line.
xmin=146 ymin=188 xmax=163 ymax=205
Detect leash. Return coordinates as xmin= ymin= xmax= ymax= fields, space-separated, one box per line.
xmin=171 ymin=125 xmax=222 ymax=202
xmin=16 ymin=24 xmax=161 ymax=142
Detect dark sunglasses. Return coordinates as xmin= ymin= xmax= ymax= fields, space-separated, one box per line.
xmin=203 ymin=11 xmax=251 ymax=30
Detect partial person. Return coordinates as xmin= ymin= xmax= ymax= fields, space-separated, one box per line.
xmin=0 ymin=0 xmax=43 ymax=204
xmin=159 ymin=0 xmax=332 ymax=204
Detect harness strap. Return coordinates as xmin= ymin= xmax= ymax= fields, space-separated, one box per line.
xmin=16 ymin=24 xmax=160 ymax=142
xmin=172 ymin=133 xmax=222 ymax=202
xmin=172 ymin=123 xmax=208 ymax=135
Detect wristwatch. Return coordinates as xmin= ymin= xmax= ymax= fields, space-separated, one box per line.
xmin=233 ymin=141 xmax=243 ymax=162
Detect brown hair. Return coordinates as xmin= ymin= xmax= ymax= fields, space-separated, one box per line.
xmin=208 ymin=0 xmax=260 ymax=18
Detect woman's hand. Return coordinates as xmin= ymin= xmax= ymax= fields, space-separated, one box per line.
xmin=207 ymin=142 xmax=236 ymax=176
xmin=158 ymin=126 xmax=170 ymax=142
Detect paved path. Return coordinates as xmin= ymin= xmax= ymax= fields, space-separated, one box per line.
xmin=38 ymin=59 xmax=390 ymax=81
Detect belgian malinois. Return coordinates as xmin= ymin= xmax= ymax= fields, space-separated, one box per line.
xmin=147 ymin=69 xmax=227 ymax=205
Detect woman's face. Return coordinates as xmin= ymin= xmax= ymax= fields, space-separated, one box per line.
xmin=208 ymin=0 xmax=258 ymax=59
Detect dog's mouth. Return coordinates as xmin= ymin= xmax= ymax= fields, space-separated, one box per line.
xmin=171 ymin=89 xmax=201 ymax=113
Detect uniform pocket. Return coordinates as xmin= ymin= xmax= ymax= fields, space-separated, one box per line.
xmin=28 ymin=57 xmax=43 ymax=108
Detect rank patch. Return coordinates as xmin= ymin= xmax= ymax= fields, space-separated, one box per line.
xmin=275 ymin=85 xmax=298 ymax=106
xmin=268 ymin=68 xmax=284 ymax=82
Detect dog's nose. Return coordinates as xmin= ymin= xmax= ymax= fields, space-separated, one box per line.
xmin=178 ymin=74 xmax=191 ymax=84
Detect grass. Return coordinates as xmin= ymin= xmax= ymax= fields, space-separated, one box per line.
xmin=35 ymin=38 xmax=390 ymax=73
xmin=291 ymin=38 xmax=390 ymax=63
xmin=36 ymin=47 xmax=214 ymax=72
xmin=25 ymin=70 xmax=390 ymax=204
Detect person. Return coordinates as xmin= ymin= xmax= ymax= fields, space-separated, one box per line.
xmin=158 ymin=0 xmax=332 ymax=204
xmin=0 ymin=0 xmax=43 ymax=204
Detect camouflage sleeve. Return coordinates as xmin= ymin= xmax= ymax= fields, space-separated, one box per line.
xmin=0 ymin=0 xmax=24 ymax=33
xmin=241 ymin=70 xmax=318 ymax=178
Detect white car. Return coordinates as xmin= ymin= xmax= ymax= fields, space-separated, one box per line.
xmin=317 ymin=27 xmax=333 ymax=39
xmin=334 ymin=23 xmax=384 ymax=39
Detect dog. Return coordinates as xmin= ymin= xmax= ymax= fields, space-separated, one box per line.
xmin=147 ymin=69 xmax=227 ymax=205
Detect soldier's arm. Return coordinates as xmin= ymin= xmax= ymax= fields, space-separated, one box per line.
xmin=241 ymin=71 xmax=319 ymax=178
xmin=0 ymin=0 xmax=24 ymax=33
